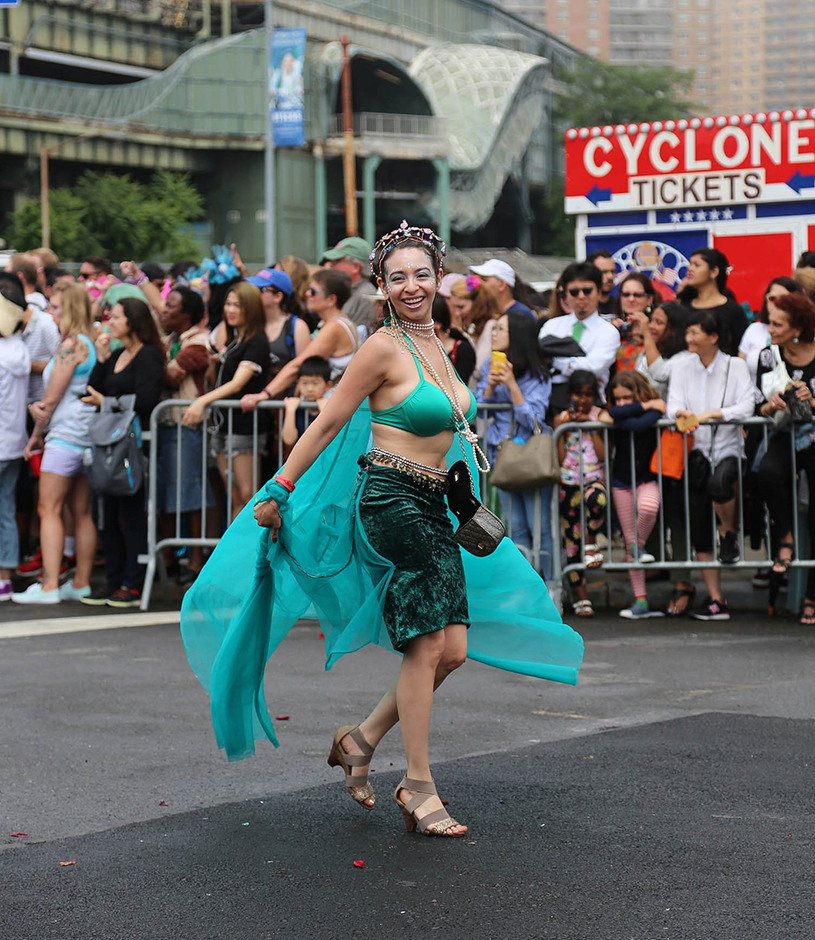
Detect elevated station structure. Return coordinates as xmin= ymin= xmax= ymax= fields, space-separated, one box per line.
xmin=0 ymin=0 xmax=579 ymax=263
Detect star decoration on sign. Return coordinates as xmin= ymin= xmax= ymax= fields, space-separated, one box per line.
xmin=683 ymin=211 xmax=695 ymax=222
xmin=696 ymin=210 xmax=707 ymax=221
xmin=722 ymin=208 xmax=734 ymax=219
xmin=670 ymin=212 xmax=681 ymax=222
xmin=708 ymin=208 xmax=720 ymax=220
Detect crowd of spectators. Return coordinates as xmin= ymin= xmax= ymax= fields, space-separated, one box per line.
xmin=2 ymin=238 xmax=815 ymax=623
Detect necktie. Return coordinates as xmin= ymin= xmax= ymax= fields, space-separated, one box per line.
xmin=572 ymin=320 xmax=584 ymax=343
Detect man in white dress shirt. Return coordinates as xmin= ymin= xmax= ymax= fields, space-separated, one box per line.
xmin=667 ymin=310 xmax=754 ymax=621
xmin=538 ymin=262 xmax=620 ymax=412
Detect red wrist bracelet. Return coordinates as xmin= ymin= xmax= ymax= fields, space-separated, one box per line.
xmin=274 ymin=475 xmax=295 ymax=492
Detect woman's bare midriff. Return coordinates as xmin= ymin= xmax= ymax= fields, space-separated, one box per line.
xmin=370 ymin=424 xmax=454 ymax=478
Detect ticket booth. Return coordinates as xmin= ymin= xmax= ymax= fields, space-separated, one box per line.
xmin=564 ymin=110 xmax=815 ymax=310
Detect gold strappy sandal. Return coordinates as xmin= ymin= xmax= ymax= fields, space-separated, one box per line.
xmin=394 ymin=776 xmax=466 ymax=837
xmin=327 ymin=725 xmax=376 ymax=809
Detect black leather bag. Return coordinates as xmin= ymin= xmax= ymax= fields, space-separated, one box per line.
xmin=447 ymin=460 xmax=505 ymax=556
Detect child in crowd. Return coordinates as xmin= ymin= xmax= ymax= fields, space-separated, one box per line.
xmin=281 ymin=356 xmax=333 ymax=454
xmin=553 ymin=369 xmax=608 ymax=617
xmin=601 ymin=372 xmax=665 ymax=619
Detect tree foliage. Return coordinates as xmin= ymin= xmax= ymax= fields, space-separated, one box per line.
xmin=9 ymin=170 xmax=205 ymax=261
xmin=555 ymin=58 xmax=696 ymax=129
xmin=533 ymin=179 xmax=575 ymax=258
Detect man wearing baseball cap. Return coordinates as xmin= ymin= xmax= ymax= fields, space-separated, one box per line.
xmin=320 ymin=236 xmax=375 ymax=331
xmin=468 ymin=259 xmax=534 ymax=318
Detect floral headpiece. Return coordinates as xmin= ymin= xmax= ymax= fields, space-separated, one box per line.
xmin=370 ymin=220 xmax=447 ymax=280
xmin=464 ymin=274 xmax=481 ymax=292
xmin=185 ymin=245 xmax=241 ymax=286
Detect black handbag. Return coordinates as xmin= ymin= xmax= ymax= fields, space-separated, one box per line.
xmin=447 ymin=460 xmax=505 ymax=556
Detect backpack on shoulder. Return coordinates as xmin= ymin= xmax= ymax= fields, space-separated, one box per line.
xmin=86 ymin=394 xmax=146 ymax=496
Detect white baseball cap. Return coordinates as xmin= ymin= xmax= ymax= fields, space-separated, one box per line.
xmin=468 ymin=259 xmax=516 ymax=288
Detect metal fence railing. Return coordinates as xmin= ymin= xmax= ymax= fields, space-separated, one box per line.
xmin=139 ymin=405 xmax=809 ymax=614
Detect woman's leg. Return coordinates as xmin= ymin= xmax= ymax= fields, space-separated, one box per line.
xmin=37 ymin=471 xmax=71 ymax=592
xmin=116 ymin=488 xmax=147 ymax=591
xmin=68 ymin=474 xmax=96 ymax=590
xmin=100 ymin=495 xmax=126 ymax=591
xmin=613 ymin=486 xmax=645 ymax=599
xmin=757 ymin=435 xmax=795 ymax=557
xmin=217 ymin=452 xmax=258 ymax=521
xmin=340 ymin=625 xmax=468 ymax=811
xmin=394 ymin=626 xmax=467 ymax=833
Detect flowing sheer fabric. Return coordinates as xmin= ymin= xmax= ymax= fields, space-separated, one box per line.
xmin=180 ymin=402 xmax=583 ymax=760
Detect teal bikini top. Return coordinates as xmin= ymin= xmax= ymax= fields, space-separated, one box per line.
xmin=371 ymin=343 xmax=477 ymax=437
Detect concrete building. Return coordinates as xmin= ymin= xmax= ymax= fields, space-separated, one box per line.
xmin=497 ymin=0 xmax=815 ymax=117
xmin=0 ymin=0 xmax=580 ymax=263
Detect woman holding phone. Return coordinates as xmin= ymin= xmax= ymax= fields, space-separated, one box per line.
xmin=476 ymin=311 xmax=553 ymax=578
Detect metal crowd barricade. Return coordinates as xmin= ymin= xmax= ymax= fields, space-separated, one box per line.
xmin=549 ymin=415 xmax=815 ymax=598
xmin=139 ymin=399 xmax=558 ymax=610
xmin=140 ymin=398 xmax=291 ymax=611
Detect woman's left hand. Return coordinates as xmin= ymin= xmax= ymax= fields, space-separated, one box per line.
xmin=80 ymin=385 xmax=104 ymax=407
xmin=793 ymin=380 xmax=813 ymax=403
xmin=28 ymin=401 xmax=49 ymax=424
xmin=182 ymin=401 xmax=205 ymax=426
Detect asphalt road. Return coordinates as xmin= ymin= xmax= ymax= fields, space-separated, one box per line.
xmin=1 ymin=603 xmax=813 ymax=940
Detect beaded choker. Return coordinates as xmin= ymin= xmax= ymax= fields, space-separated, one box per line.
xmin=396 ymin=317 xmax=434 ymax=333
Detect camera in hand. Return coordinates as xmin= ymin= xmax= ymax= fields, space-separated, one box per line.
xmin=782 ymin=384 xmax=813 ymax=423
xmin=617 ymin=321 xmax=633 ymax=339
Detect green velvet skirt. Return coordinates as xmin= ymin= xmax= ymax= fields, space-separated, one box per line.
xmin=356 ymin=458 xmax=469 ymax=651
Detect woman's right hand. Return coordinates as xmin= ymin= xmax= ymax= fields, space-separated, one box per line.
xmin=254 ymin=499 xmax=282 ymax=540
xmin=768 ymin=392 xmax=787 ymax=413
xmin=95 ymin=331 xmax=111 ymax=361
xmin=23 ymin=434 xmax=44 ymax=461
xmin=240 ymin=392 xmax=262 ymax=412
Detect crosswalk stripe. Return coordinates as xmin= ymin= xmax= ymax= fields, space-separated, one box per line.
xmin=0 ymin=611 xmax=181 ymax=639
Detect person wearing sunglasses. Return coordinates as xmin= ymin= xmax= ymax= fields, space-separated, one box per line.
xmin=538 ymin=261 xmax=621 ymax=414
xmin=611 ymin=272 xmax=659 ymax=372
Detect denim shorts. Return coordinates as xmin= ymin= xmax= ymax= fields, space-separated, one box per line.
xmin=156 ymin=426 xmax=214 ymax=513
xmin=210 ymin=430 xmax=267 ymax=459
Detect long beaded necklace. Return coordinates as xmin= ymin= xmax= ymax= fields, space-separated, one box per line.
xmin=398 ymin=320 xmax=490 ymax=473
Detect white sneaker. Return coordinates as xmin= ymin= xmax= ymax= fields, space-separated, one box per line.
xmin=11 ymin=582 xmax=60 ymax=605
xmin=59 ymin=582 xmax=91 ymax=601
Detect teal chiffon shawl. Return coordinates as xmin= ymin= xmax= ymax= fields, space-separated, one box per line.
xmin=180 ymin=402 xmax=584 ymax=760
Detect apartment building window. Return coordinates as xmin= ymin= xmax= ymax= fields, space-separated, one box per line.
xmin=557 ymin=10 xmax=568 ymax=20
xmin=588 ymin=46 xmax=600 ymax=55
xmin=588 ymin=28 xmax=599 ymax=39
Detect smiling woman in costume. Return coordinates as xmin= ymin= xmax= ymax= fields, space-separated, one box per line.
xmin=181 ymin=222 xmax=583 ymax=839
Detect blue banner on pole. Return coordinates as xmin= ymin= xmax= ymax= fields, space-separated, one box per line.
xmin=271 ymin=28 xmax=306 ymax=147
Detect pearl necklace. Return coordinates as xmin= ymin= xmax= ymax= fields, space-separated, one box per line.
xmin=402 ymin=329 xmax=491 ymax=473
xmin=397 ymin=316 xmax=435 ymax=334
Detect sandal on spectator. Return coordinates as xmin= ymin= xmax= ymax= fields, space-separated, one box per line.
xmin=584 ymin=546 xmax=604 ymax=568
xmin=666 ymin=586 xmax=696 ymax=617
xmin=573 ymin=599 xmax=594 ymax=617
xmin=772 ymin=542 xmax=794 ymax=575
xmin=800 ymin=600 xmax=815 ymax=626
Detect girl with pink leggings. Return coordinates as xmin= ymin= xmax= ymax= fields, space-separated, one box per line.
xmin=601 ymin=372 xmax=665 ymax=619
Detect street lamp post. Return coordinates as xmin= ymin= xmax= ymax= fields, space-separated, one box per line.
xmin=39 ymin=132 xmax=96 ymax=250
xmin=264 ymin=0 xmax=276 ymax=264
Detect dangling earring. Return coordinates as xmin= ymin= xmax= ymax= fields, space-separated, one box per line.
xmin=794 ymin=335 xmax=800 ymax=344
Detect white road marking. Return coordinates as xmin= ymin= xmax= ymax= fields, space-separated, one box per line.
xmin=0 ymin=611 xmax=180 ymax=639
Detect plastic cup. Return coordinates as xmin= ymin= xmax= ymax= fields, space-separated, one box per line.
xmin=28 ymin=450 xmax=43 ymax=477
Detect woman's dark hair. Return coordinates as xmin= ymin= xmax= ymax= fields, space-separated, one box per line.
xmin=759 ymin=276 xmax=802 ymax=324
xmin=692 ymin=247 xmax=730 ymax=291
xmin=686 ymin=310 xmax=720 ymax=339
xmin=653 ymin=300 xmax=688 ymax=359
xmin=773 ymin=292 xmax=815 ymax=343
xmin=118 ymin=297 xmax=163 ymax=351
xmin=505 ymin=312 xmax=547 ymax=381
xmin=568 ymin=369 xmax=598 ymax=394
xmin=611 ymin=271 xmax=659 ymax=321
xmin=313 ymin=268 xmax=351 ymax=309
xmin=170 ymin=286 xmax=205 ymax=326
xmin=207 ymin=274 xmax=242 ymax=331
xmin=376 ymin=237 xmax=441 ymax=280
xmin=608 ymin=370 xmax=659 ymax=403
xmin=796 ymin=251 xmax=815 ymax=269
xmin=431 ymin=294 xmax=450 ymax=331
